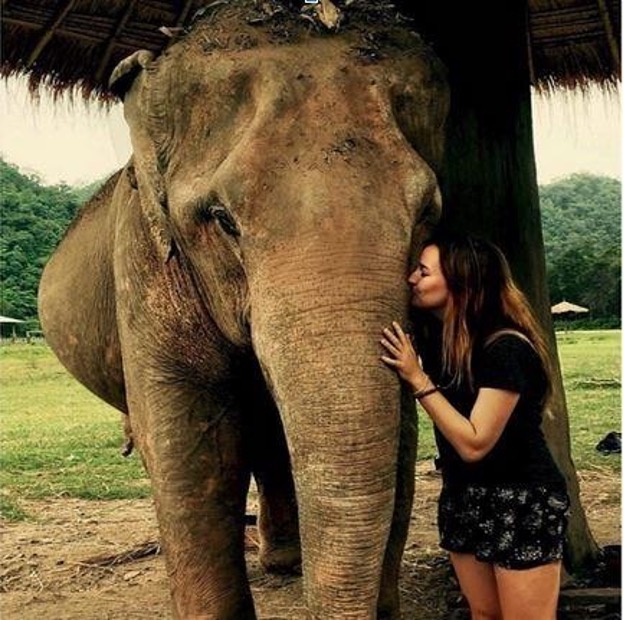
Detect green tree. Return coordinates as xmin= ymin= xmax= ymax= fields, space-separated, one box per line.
xmin=0 ymin=159 xmax=106 ymax=322
xmin=540 ymin=174 xmax=621 ymax=321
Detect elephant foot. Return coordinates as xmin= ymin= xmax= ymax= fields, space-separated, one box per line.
xmin=260 ymin=542 xmax=302 ymax=575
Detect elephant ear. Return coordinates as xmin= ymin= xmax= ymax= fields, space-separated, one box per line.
xmin=111 ymin=51 xmax=176 ymax=263
xmin=109 ymin=50 xmax=155 ymax=100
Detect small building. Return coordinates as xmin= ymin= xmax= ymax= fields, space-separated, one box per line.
xmin=0 ymin=315 xmax=25 ymax=340
xmin=551 ymin=300 xmax=590 ymax=330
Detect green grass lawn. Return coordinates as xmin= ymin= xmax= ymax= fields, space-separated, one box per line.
xmin=556 ymin=330 xmax=621 ymax=471
xmin=0 ymin=343 xmax=150 ymax=519
xmin=1 ymin=331 xmax=621 ymax=520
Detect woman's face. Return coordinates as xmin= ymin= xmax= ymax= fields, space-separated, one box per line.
xmin=408 ymin=244 xmax=450 ymax=318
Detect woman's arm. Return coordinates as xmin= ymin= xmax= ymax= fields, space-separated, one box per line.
xmin=380 ymin=322 xmax=520 ymax=462
xmin=416 ymin=387 xmax=519 ymax=462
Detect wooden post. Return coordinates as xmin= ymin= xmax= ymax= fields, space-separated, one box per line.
xmin=405 ymin=0 xmax=599 ymax=570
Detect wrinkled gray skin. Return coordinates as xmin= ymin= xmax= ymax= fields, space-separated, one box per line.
xmin=39 ymin=11 xmax=447 ymax=620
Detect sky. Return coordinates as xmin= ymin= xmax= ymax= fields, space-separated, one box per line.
xmin=0 ymin=76 xmax=621 ymax=187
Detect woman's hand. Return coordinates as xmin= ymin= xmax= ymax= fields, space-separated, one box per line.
xmin=380 ymin=322 xmax=431 ymax=391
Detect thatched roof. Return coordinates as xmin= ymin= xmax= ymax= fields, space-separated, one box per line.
xmin=551 ymin=300 xmax=590 ymax=314
xmin=0 ymin=315 xmax=25 ymax=323
xmin=1 ymin=0 xmax=621 ymax=101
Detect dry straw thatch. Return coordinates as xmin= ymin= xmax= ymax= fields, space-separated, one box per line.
xmin=1 ymin=0 xmax=621 ymax=101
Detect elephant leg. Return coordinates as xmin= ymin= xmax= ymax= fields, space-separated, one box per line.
xmin=253 ymin=441 xmax=301 ymax=574
xmin=130 ymin=381 xmax=255 ymax=620
xmin=378 ymin=389 xmax=418 ymax=619
xmin=120 ymin=411 xmax=134 ymax=456
xmin=243 ymin=364 xmax=301 ymax=574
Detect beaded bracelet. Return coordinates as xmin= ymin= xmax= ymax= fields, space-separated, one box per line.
xmin=413 ymin=385 xmax=438 ymax=400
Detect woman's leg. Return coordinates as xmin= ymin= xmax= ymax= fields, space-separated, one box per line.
xmin=450 ymin=552 xmax=502 ymax=620
xmin=494 ymin=561 xmax=561 ymax=620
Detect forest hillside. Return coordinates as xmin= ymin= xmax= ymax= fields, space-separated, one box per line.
xmin=541 ymin=174 xmax=621 ymax=322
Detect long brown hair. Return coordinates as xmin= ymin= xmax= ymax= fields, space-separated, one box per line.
xmin=426 ymin=232 xmax=552 ymax=400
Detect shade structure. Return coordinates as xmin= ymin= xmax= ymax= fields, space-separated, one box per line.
xmin=0 ymin=0 xmax=621 ymax=101
xmin=551 ymin=301 xmax=590 ymax=314
xmin=0 ymin=315 xmax=25 ymax=323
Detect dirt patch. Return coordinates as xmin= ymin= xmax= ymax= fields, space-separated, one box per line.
xmin=1 ymin=463 xmax=619 ymax=619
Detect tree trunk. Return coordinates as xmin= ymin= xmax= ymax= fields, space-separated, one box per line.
xmin=403 ymin=0 xmax=599 ymax=570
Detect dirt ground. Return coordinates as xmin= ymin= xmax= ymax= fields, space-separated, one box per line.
xmin=1 ymin=462 xmax=620 ymax=619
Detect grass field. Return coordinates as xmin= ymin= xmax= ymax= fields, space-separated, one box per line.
xmin=1 ymin=331 xmax=620 ymax=520
xmin=0 ymin=344 xmax=150 ymax=519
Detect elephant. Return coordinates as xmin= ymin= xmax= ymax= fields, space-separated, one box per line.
xmin=38 ymin=3 xmax=448 ymax=618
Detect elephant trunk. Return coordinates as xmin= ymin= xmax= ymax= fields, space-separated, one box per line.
xmin=250 ymin=248 xmax=409 ymax=618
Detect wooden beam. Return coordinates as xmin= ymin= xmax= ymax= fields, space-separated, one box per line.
xmin=595 ymin=0 xmax=621 ymax=71
xmin=95 ymin=0 xmax=139 ymax=83
xmin=26 ymin=0 xmax=78 ymax=67
xmin=175 ymin=0 xmax=197 ymax=26
xmin=525 ymin=10 xmax=536 ymax=86
xmin=536 ymin=31 xmax=613 ymax=47
xmin=3 ymin=14 xmax=165 ymax=50
xmin=2 ymin=16 xmax=146 ymax=49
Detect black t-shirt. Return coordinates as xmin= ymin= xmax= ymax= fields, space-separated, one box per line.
xmin=424 ymin=332 xmax=566 ymax=491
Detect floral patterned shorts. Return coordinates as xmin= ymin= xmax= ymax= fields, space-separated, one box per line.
xmin=438 ymin=484 xmax=570 ymax=569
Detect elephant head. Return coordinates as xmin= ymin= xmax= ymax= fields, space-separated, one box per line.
xmin=108 ymin=4 xmax=448 ymax=618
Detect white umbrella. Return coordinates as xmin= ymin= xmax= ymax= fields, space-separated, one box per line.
xmin=551 ymin=301 xmax=589 ymax=314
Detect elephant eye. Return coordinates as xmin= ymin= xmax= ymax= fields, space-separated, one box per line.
xmin=195 ymin=199 xmax=241 ymax=238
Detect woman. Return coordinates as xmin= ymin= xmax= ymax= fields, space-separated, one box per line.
xmin=381 ymin=232 xmax=569 ymax=620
